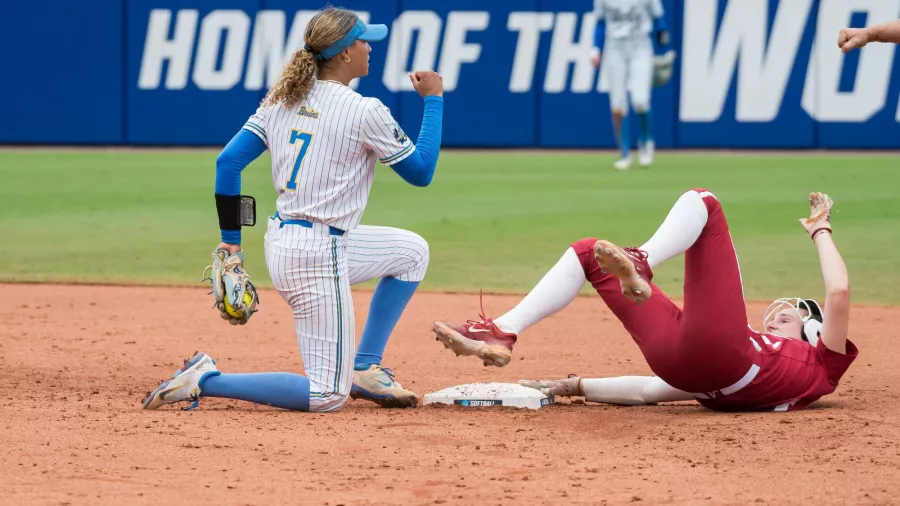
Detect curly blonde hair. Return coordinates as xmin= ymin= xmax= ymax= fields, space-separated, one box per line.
xmin=261 ymin=8 xmax=358 ymax=108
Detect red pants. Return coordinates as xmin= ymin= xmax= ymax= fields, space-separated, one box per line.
xmin=571 ymin=189 xmax=756 ymax=393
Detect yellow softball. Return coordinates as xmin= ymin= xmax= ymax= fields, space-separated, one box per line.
xmin=223 ymin=291 xmax=253 ymax=318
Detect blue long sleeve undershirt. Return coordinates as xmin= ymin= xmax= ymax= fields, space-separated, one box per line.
xmin=389 ymin=95 xmax=443 ymax=187
xmin=653 ymin=16 xmax=670 ymax=49
xmin=215 ymin=129 xmax=267 ymax=244
xmin=653 ymin=16 xmax=667 ymax=34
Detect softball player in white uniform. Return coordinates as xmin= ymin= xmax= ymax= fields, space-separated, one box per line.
xmin=143 ymin=8 xmax=445 ymax=413
xmin=591 ymin=0 xmax=670 ymax=170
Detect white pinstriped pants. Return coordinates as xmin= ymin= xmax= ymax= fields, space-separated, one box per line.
xmin=604 ymin=36 xmax=653 ymax=113
xmin=264 ymin=217 xmax=429 ymax=412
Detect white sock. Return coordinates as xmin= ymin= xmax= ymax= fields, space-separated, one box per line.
xmin=493 ymin=248 xmax=585 ymax=335
xmin=639 ymin=190 xmax=709 ymax=269
xmin=581 ymin=376 xmax=692 ymax=405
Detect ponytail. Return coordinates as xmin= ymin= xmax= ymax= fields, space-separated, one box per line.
xmin=261 ymin=48 xmax=317 ymax=108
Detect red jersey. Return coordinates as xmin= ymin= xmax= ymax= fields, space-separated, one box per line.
xmin=695 ymin=331 xmax=859 ymax=412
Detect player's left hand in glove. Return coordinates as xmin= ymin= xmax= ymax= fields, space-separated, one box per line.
xmin=518 ymin=375 xmax=583 ymax=397
xmin=799 ymin=191 xmax=833 ymax=241
xmin=201 ymin=244 xmax=260 ymax=325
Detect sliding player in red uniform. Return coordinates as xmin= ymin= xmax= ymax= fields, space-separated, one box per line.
xmin=434 ymin=189 xmax=856 ymax=412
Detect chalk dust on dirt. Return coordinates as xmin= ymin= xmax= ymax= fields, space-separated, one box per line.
xmin=2 ymin=284 xmax=898 ymax=506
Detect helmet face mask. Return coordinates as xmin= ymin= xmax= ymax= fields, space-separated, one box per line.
xmin=763 ymin=298 xmax=824 ymax=345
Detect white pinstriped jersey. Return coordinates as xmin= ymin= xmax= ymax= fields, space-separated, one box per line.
xmin=594 ymin=0 xmax=664 ymax=39
xmin=242 ymin=79 xmax=415 ymax=232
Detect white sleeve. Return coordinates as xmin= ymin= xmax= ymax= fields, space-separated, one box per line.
xmin=242 ymin=105 xmax=269 ymax=147
xmin=594 ymin=0 xmax=605 ymax=19
xmin=649 ymin=0 xmax=664 ymax=19
xmin=361 ymin=99 xmax=416 ymax=166
xmin=580 ymin=376 xmax=694 ymax=405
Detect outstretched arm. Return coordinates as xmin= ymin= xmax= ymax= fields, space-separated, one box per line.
xmin=813 ymin=233 xmax=850 ymax=354
xmin=799 ymin=192 xmax=850 ymax=354
xmin=520 ymin=375 xmax=694 ymax=405
xmin=838 ymin=21 xmax=900 ymax=52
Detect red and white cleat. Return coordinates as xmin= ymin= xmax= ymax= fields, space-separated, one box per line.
xmin=592 ymin=240 xmax=654 ymax=304
xmin=432 ymin=295 xmax=517 ymax=367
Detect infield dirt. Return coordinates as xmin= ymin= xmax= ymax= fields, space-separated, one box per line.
xmin=2 ymin=284 xmax=898 ymax=505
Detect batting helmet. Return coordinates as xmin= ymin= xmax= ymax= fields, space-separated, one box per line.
xmin=652 ymin=49 xmax=676 ymax=87
xmin=763 ymin=297 xmax=824 ymax=346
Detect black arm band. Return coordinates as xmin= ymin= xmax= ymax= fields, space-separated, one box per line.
xmin=215 ymin=193 xmax=242 ymax=231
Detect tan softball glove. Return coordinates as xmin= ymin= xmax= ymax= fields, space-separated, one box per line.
xmin=201 ymin=249 xmax=260 ymax=325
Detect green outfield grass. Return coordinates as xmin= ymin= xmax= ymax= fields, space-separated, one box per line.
xmin=2 ymin=149 xmax=898 ymax=304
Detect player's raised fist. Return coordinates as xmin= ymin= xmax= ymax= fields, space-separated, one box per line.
xmin=837 ymin=27 xmax=871 ymax=53
xmin=408 ymin=70 xmax=443 ymax=98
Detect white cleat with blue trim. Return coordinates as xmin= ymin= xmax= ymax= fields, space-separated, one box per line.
xmin=350 ymin=365 xmax=419 ymax=408
xmin=142 ymin=351 xmax=221 ymax=410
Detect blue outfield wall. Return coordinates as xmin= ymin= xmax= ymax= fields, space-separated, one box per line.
xmin=3 ymin=0 xmax=900 ymax=148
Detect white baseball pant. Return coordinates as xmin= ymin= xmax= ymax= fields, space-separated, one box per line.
xmin=604 ymin=36 xmax=654 ymax=113
xmin=264 ymin=216 xmax=429 ymax=412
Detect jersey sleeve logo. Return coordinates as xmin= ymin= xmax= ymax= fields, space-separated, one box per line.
xmin=392 ymin=122 xmax=409 ymax=145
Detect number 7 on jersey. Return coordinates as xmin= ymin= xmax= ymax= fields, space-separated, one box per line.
xmin=285 ymin=129 xmax=314 ymax=191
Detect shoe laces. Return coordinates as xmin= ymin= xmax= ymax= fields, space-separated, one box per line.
xmin=465 ymin=290 xmax=495 ymax=328
xmin=370 ymin=365 xmax=397 ymax=381
xmin=623 ymin=247 xmax=649 ymax=261
xmin=183 ymin=393 xmax=200 ymax=411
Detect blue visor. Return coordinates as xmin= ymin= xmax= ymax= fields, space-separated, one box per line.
xmin=315 ymin=18 xmax=389 ymax=61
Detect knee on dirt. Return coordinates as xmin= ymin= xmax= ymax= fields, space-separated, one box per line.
xmin=308 ymin=389 xmax=351 ymax=413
